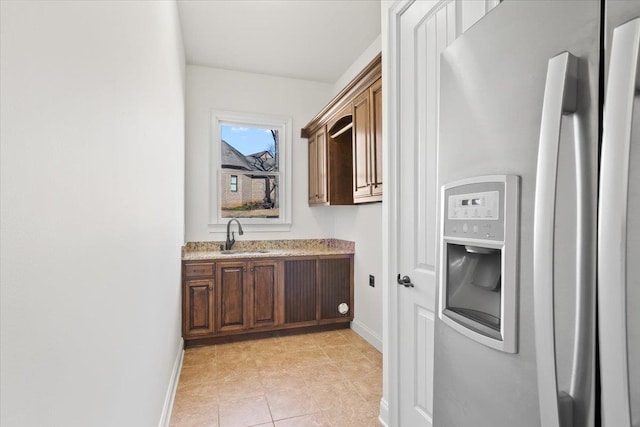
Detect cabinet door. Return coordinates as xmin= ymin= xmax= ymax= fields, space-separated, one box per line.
xmin=284 ymin=259 xmax=318 ymax=324
xmin=308 ymin=128 xmax=328 ymax=205
xmin=183 ymin=279 xmax=214 ymax=337
xmin=216 ymin=262 xmax=246 ymax=332
xmin=248 ymin=261 xmax=279 ymax=328
xmin=370 ymin=78 xmax=383 ymax=198
xmin=316 ymin=128 xmax=328 ymax=204
xmin=353 ymin=90 xmax=372 ymax=200
xmin=308 ymin=135 xmax=318 ymax=203
xmin=318 ymin=256 xmax=354 ymax=321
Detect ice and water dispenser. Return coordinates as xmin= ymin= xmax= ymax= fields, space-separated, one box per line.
xmin=439 ymin=175 xmax=519 ymax=353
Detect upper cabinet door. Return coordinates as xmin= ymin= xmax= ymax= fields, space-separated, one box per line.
xmin=353 ymin=78 xmax=383 ymax=204
xmin=370 ymin=78 xmax=383 ymax=197
xmin=316 ymin=128 xmax=328 ymax=204
xmin=308 ymin=127 xmax=329 ymax=206
xmin=308 ymin=132 xmax=318 ymax=204
xmin=353 ymin=89 xmax=372 ymax=201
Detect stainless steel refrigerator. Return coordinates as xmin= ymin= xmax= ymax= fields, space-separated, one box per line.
xmin=434 ymin=1 xmax=640 ymax=426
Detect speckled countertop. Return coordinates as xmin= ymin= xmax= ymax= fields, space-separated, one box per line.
xmin=182 ymin=239 xmax=355 ymax=261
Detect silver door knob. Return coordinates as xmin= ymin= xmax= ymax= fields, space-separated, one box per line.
xmin=397 ymin=274 xmax=414 ymax=288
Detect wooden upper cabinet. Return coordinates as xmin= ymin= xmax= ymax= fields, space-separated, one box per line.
xmin=301 ymin=54 xmax=382 ymax=206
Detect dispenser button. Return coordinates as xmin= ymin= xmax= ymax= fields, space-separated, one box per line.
xmin=473 ymin=225 xmax=479 ymax=233
xmin=463 ymin=223 xmax=469 ymax=233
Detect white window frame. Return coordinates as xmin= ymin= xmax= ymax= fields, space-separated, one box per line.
xmin=209 ymin=110 xmax=292 ymax=232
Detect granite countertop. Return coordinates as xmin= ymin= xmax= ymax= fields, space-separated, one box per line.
xmin=182 ymin=239 xmax=355 ymax=261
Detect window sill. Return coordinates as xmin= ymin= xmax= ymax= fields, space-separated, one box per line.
xmin=208 ymin=223 xmax=292 ymax=233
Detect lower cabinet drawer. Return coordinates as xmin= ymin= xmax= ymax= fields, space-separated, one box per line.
xmin=184 ymin=262 xmax=214 ymax=278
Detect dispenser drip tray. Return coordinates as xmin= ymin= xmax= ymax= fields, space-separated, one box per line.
xmin=448 ymin=307 xmax=500 ymax=331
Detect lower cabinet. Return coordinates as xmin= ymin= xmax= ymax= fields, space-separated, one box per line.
xmin=182 ymin=255 xmax=353 ymax=343
xmin=318 ymin=256 xmax=354 ymax=321
xmin=216 ymin=259 xmax=281 ymax=333
xmin=248 ymin=260 xmax=280 ymax=328
xmin=183 ymin=279 xmax=215 ymax=336
xmin=284 ymin=259 xmax=318 ymax=325
xmin=216 ymin=261 xmax=247 ymax=332
xmin=182 ymin=262 xmax=215 ymax=337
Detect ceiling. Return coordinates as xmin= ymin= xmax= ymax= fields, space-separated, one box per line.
xmin=177 ymin=0 xmax=381 ymax=83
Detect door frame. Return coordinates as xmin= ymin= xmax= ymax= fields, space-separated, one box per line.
xmin=381 ymin=1 xmax=413 ymax=425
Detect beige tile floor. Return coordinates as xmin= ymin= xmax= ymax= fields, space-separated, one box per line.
xmin=170 ymin=328 xmax=382 ymax=427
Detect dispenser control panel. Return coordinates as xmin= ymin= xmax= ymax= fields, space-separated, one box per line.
xmin=443 ymin=182 xmax=506 ymax=242
xmin=448 ymin=190 xmax=499 ymax=220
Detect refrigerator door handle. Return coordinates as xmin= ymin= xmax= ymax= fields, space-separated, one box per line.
xmin=598 ymin=17 xmax=640 ymax=427
xmin=533 ymin=51 xmax=578 ymax=427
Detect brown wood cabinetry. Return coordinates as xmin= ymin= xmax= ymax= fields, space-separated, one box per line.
xmin=302 ymin=54 xmax=382 ymax=206
xmin=353 ymin=89 xmax=371 ymax=200
xmin=318 ymin=256 xmax=354 ymax=321
xmin=247 ymin=260 xmax=281 ymax=328
xmin=353 ymin=78 xmax=382 ymax=203
xmin=216 ymin=259 xmax=282 ymax=332
xmin=307 ymin=107 xmax=355 ymax=206
xmin=182 ymin=255 xmax=353 ymax=345
xmin=284 ymin=258 xmax=317 ymax=325
xmin=182 ymin=262 xmax=215 ymax=337
xmin=308 ymin=127 xmax=328 ymax=205
xmin=371 ymin=78 xmax=383 ymax=198
xmin=183 ymin=279 xmax=215 ymax=336
xmin=216 ymin=261 xmax=246 ymax=332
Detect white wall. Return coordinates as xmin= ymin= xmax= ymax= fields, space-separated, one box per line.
xmin=333 ymin=34 xmax=382 ymax=96
xmin=185 ymin=65 xmax=335 ymax=241
xmin=332 ymin=36 xmax=384 ymax=350
xmin=184 ymin=36 xmax=383 ymax=349
xmin=0 ymin=2 xmax=185 ymax=426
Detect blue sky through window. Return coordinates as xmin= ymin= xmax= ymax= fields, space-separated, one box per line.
xmin=221 ymin=125 xmax=276 ymax=156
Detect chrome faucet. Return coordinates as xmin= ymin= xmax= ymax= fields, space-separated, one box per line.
xmin=225 ymin=218 xmax=244 ymax=250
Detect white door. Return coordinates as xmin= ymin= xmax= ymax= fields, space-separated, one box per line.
xmin=384 ymin=1 xmax=497 ymax=425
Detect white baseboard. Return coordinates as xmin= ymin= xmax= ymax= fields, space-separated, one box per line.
xmin=350 ymin=319 xmax=382 ymax=352
xmin=158 ymin=338 xmax=184 ymax=427
xmin=378 ymin=397 xmax=390 ymax=427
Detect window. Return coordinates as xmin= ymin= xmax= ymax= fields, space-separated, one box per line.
xmin=210 ymin=111 xmax=292 ymax=230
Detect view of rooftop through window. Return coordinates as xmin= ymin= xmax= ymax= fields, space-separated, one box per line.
xmin=219 ymin=124 xmax=280 ymax=219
